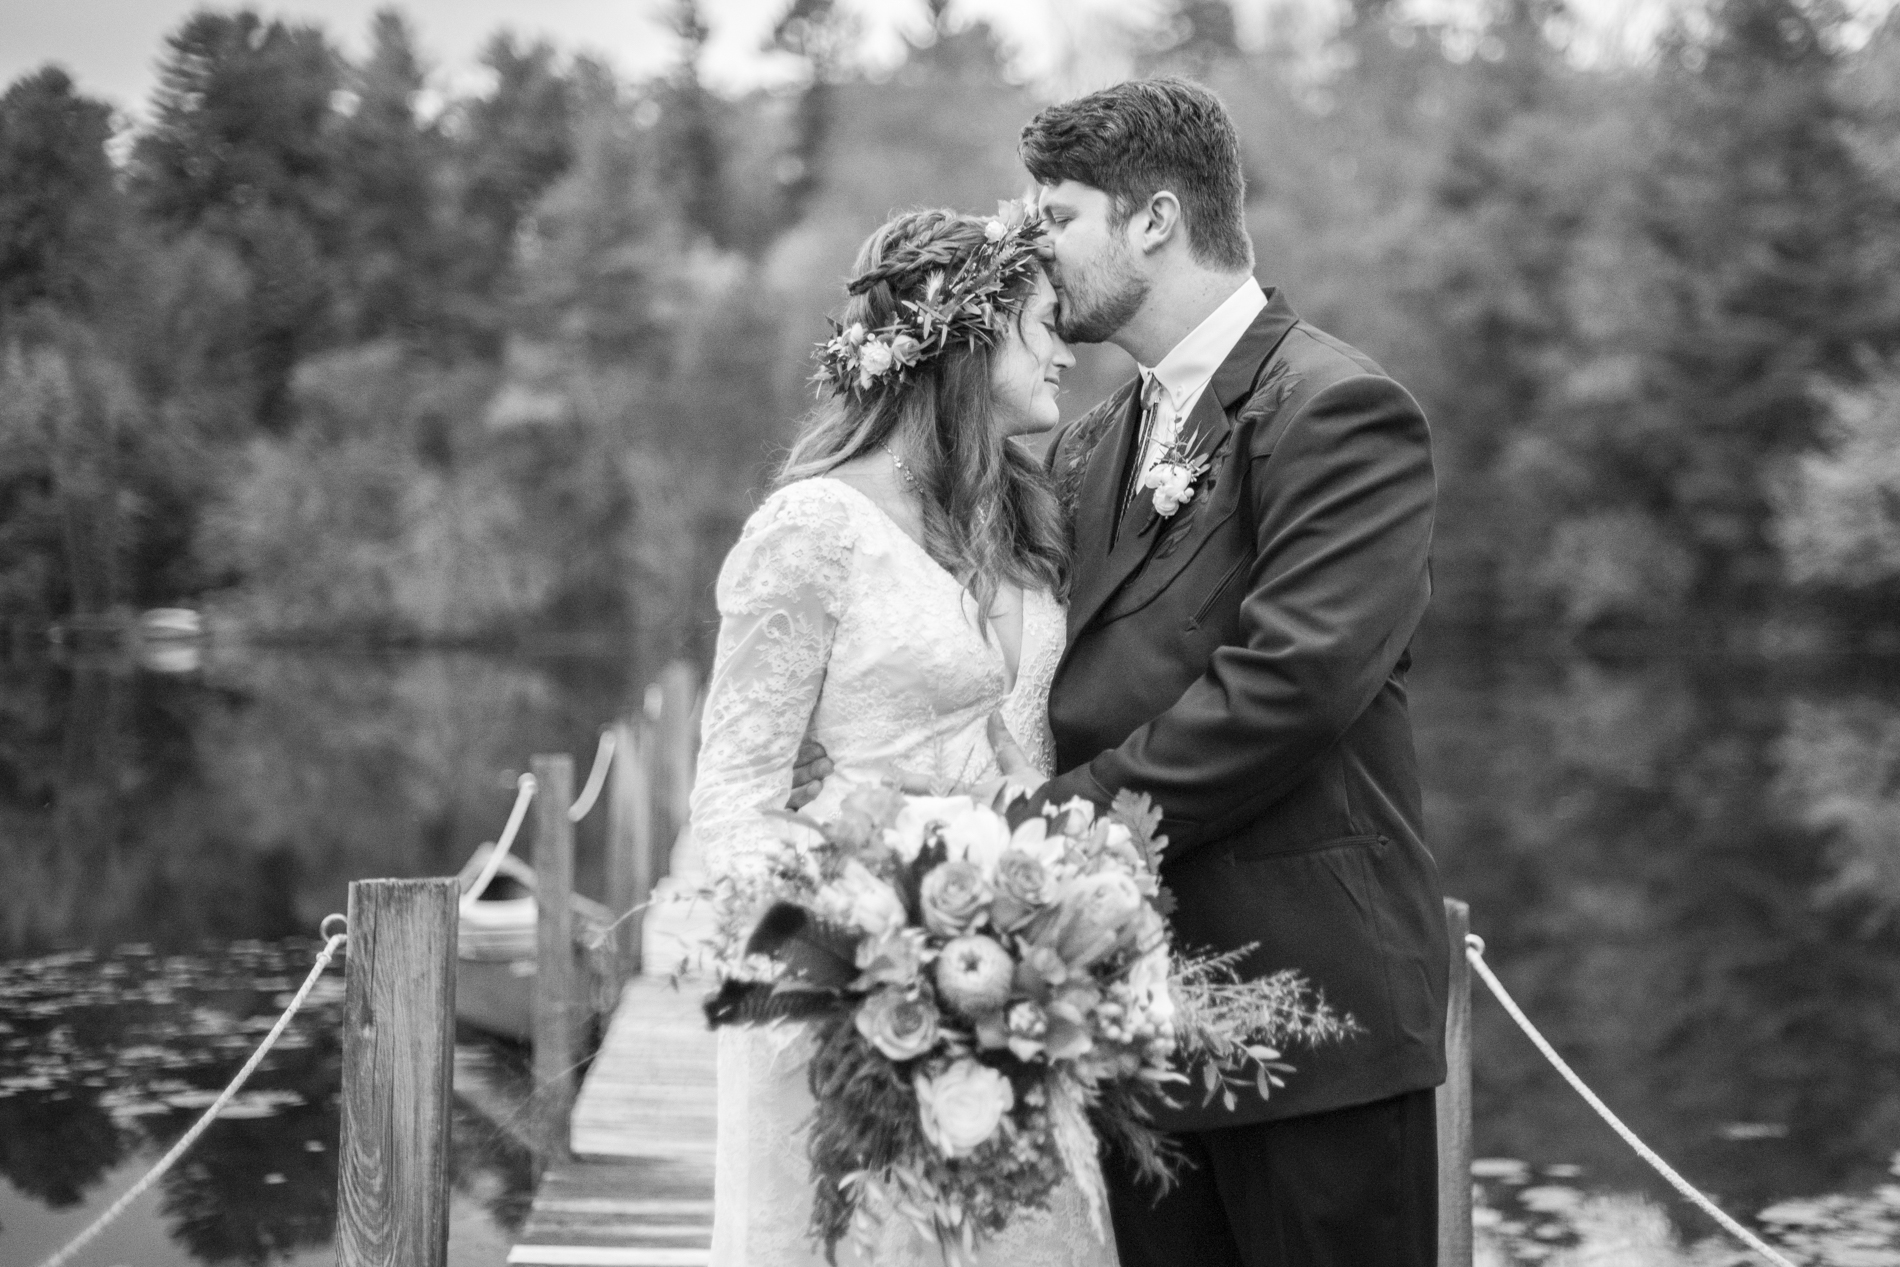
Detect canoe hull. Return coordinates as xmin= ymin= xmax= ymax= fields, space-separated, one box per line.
xmin=455 ymin=949 xmax=604 ymax=1044
xmin=454 ymin=843 xmax=613 ymax=1044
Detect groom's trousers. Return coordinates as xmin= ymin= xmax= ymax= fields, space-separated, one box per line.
xmin=1105 ymin=1089 xmax=1438 ymax=1267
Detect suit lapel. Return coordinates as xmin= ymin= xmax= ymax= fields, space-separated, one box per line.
xmin=1204 ymin=285 xmax=1300 ymax=428
xmin=1065 ymin=289 xmax=1301 ymax=643
xmin=1063 ymin=381 xmax=1143 ymax=642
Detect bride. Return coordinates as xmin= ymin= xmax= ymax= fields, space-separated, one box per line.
xmin=689 ymin=205 xmax=1116 ymax=1266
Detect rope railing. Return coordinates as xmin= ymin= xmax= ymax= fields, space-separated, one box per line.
xmin=460 ymin=733 xmax=617 ymax=910
xmin=34 ymin=916 xmax=351 ymax=1267
xmin=459 ymin=772 xmax=538 ymax=906
xmin=25 ymin=722 xmax=667 ymax=1266
xmin=30 ymin=727 xmax=1798 ymax=1267
xmin=567 ymin=729 xmax=616 ymax=823
xmin=1465 ymin=934 xmax=1798 ymax=1267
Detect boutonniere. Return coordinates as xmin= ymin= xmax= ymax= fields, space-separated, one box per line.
xmin=1138 ymin=429 xmax=1212 ymax=519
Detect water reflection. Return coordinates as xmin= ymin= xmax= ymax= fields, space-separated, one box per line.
xmin=1777 ymin=697 xmax=1900 ymax=933
xmin=0 ymin=944 xmax=342 ymax=1260
xmin=0 ymin=647 xmax=640 ymax=957
xmin=0 ymin=940 xmax=539 ymax=1264
xmin=0 ymin=646 xmax=639 ymax=1264
xmin=1 ymin=640 xmax=1897 ymax=1264
xmin=1414 ymin=638 xmax=1900 ymax=1248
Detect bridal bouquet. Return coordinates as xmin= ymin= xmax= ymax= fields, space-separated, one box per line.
xmin=703 ymin=785 xmax=1352 ymax=1265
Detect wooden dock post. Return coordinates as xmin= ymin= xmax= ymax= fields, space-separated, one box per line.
xmin=336 ymin=878 xmax=458 ymax=1267
xmin=1437 ymin=897 xmax=1474 ymax=1267
xmin=604 ymin=718 xmax=654 ymax=987
xmin=533 ymin=753 xmax=577 ymax=1160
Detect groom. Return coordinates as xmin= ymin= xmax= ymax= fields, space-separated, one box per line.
xmin=1020 ymin=79 xmax=1448 ymax=1266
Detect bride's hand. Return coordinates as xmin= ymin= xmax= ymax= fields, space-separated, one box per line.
xmin=787 ymin=737 xmax=833 ymax=810
xmin=981 ymin=712 xmax=1043 ymax=811
xmin=792 ymin=736 xmax=939 ymax=805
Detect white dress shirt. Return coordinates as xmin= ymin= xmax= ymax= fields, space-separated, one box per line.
xmin=1135 ymin=276 xmax=1269 ymax=486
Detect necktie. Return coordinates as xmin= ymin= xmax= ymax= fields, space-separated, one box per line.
xmin=1122 ymin=375 xmax=1174 ymax=523
xmin=1140 ymin=379 xmax=1179 ymax=483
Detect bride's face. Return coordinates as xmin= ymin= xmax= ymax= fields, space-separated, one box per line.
xmin=989 ymin=274 xmax=1073 ymax=438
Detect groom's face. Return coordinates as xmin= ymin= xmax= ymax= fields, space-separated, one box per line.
xmin=1035 ymin=181 xmax=1150 ymax=346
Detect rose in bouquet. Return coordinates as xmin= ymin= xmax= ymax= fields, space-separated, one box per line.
xmin=703 ymin=785 xmax=1351 ymax=1265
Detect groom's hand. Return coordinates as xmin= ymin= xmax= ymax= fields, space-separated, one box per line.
xmin=787 ymin=737 xmax=832 ymax=810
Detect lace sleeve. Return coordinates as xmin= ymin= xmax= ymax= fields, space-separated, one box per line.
xmin=690 ymin=483 xmax=857 ymax=878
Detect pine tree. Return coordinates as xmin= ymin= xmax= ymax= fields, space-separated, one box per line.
xmin=132 ymin=11 xmax=344 ymax=428
xmin=0 ymin=68 xmax=123 ymax=324
xmin=452 ymin=32 xmax=575 ymax=330
xmin=1612 ymin=0 xmax=1890 ymax=612
xmin=133 ymin=11 xmax=340 ymax=235
xmin=332 ymin=9 xmax=449 ymax=342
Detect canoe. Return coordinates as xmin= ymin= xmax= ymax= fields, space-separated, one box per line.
xmin=138 ymin=608 xmax=204 ymax=639
xmin=454 ymin=842 xmax=613 ymax=1043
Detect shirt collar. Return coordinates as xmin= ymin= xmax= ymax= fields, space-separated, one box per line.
xmin=1138 ymin=276 xmax=1269 ymax=413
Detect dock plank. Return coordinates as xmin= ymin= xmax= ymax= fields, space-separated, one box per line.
xmin=572 ymin=977 xmax=717 ymax=1159
xmin=511 ymin=977 xmax=718 ymax=1266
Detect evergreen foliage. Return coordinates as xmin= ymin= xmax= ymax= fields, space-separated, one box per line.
xmin=1 ymin=0 xmax=1896 ymax=646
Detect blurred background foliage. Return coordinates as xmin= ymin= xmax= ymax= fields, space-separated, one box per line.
xmin=2 ymin=0 xmax=1898 ymax=655
xmin=7 ymin=8 xmax=1900 ymax=1244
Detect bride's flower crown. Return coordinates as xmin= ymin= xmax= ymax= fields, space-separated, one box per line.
xmin=814 ymin=201 xmax=1046 ymax=400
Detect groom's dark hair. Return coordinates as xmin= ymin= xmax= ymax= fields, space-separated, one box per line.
xmin=1019 ymin=77 xmax=1252 ymax=272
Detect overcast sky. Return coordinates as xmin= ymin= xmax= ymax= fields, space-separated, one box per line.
xmin=4 ymin=0 xmax=1150 ymax=116
xmin=2 ymin=0 xmax=1888 ymax=125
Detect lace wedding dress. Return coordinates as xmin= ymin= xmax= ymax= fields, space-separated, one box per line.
xmin=690 ymin=477 xmax=1117 ymax=1267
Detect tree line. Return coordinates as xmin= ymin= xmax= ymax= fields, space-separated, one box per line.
xmin=2 ymin=0 xmax=1896 ymax=651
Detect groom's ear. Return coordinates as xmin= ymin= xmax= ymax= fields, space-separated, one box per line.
xmin=1134 ymin=190 xmax=1185 ymax=256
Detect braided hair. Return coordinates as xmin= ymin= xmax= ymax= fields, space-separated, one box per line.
xmin=846 ymin=218 xmax=973 ymax=297
xmin=779 ymin=208 xmax=1070 ymax=620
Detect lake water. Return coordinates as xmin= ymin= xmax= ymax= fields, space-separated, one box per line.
xmin=2 ymin=634 xmax=1897 ymax=1265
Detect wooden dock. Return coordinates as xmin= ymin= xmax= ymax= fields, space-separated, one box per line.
xmin=508 ymin=977 xmax=718 ymax=1266
xmin=510 ymin=673 xmax=718 ymax=1267
xmin=486 ymin=696 xmax=1471 ymax=1267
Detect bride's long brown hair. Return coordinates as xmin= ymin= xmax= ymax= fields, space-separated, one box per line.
xmin=778 ymin=208 xmax=1070 ymax=623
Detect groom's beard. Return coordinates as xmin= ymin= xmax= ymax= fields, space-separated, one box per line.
xmin=1052 ymin=247 xmax=1149 ymax=345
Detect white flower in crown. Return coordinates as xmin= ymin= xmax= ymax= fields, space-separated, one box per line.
xmin=984 ymin=216 xmax=1009 ymax=243
xmin=857 ymin=338 xmax=896 ymax=387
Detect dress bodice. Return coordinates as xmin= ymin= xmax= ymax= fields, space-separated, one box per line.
xmin=697 ymin=477 xmax=1109 ymax=1267
xmin=691 ymin=477 xmax=1065 ymax=878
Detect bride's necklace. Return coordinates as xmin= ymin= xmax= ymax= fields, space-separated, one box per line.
xmin=883 ymin=442 xmax=920 ymax=492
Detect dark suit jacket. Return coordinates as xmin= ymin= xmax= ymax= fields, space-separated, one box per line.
xmin=1035 ymin=288 xmax=1448 ymax=1130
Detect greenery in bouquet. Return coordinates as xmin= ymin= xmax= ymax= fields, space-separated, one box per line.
xmin=702 ymin=784 xmax=1353 ymax=1265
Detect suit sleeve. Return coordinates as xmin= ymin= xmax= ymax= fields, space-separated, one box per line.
xmin=1035 ymin=371 xmax=1435 ymax=858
